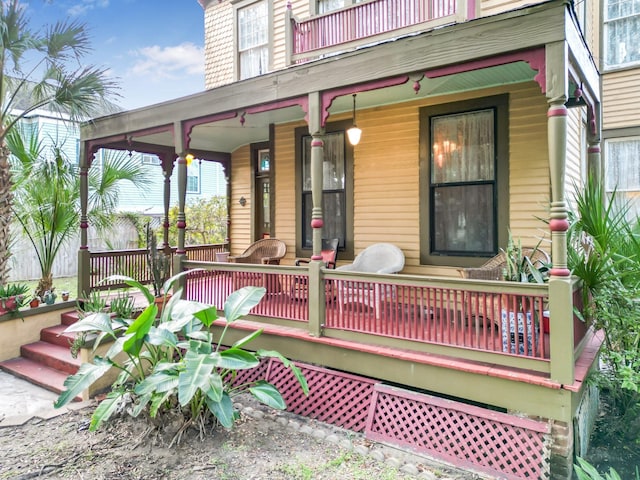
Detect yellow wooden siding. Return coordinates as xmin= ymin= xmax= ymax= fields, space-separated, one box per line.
xmin=204 ymin=2 xmax=234 ymax=89
xmin=565 ymin=107 xmax=586 ymax=212
xmin=229 ymin=145 xmax=252 ymax=255
xmin=229 ymin=84 xmax=551 ymax=274
xmin=507 ymin=83 xmax=550 ymax=247
xmin=603 ymin=70 xmax=640 ymax=130
xmin=273 ymin=122 xmax=301 ymax=263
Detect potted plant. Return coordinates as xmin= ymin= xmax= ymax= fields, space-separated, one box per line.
xmin=146 ymin=223 xmax=171 ymax=308
xmin=0 ymin=283 xmax=30 ymax=315
xmin=42 ymin=288 xmax=57 ymax=305
xmin=29 ymin=295 xmax=41 ymax=308
xmin=500 ymin=234 xmax=550 ymax=354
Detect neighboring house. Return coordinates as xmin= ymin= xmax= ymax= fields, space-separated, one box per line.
xmin=77 ymin=1 xmax=604 ymax=478
xmin=601 ymin=0 xmax=640 ymax=220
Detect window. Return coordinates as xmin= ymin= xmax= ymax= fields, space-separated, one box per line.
xmin=316 ymin=0 xmax=362 ymax=14
xmin=237 ymin=0 xmax=269 ymax=80
xmin=604 ymin=0 xmax=640 ymax=69
xmin=301 ymin=132 xmax=346 ymax=248
xmin=605 ymin=137 xmax=640 ymax=221
xmin=420 ymin=96 xmax=509 ymax=266
xmin=141 ymin=154 xmax=161 ymax=166
xmin=296 ymin=121 xmax=354 ymax=259
xmin=186 ymin=161 xmax=200 ymax=194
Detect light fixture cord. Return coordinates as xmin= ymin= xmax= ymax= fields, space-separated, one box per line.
xmin=352 ymin=94 xmax=357 ymax=126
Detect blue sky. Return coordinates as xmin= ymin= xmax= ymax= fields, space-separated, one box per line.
xmin=29 ymin=0 xmax=205 ymax=110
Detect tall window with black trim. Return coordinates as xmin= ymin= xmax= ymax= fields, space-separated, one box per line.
xmin=301 ymin=131 xmax=346 ymax=249
xmin=420 ymin=95 xmax=508 ymax=266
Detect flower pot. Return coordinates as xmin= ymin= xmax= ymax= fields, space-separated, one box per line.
xmin=61 ymin=292 xmax=70 ymax=301
xmin=215 ymin=251 xmax=230 ymax=263
xmin=29 ymin=298 xmax=40 ymax=308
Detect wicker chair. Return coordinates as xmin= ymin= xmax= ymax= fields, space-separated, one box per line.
xmin=295 ymin=238 xmax=340 ymax=269
xmin=458 ymin=247 xmax=551 ymax=331
xmin=229 ymin=238 xmax=287 ymax=265
xmin=459 ymin=248 xmax=550 ymax=281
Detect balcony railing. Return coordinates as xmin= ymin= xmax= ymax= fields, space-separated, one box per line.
xmin=88 ymin=243 xmax=229 ymax=291
xmin=286 ymin=0 xmax=472 ymax=64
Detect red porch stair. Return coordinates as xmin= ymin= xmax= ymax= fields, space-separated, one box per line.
xmin=0 ymin=311 xmax=81 ymax=399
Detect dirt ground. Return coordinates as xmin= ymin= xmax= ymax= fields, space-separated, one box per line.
xmin=0 ymin=395 xmax=487 ymax=480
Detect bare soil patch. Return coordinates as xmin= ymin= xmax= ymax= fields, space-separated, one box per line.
xmin=0 ymin=395 xmax=487 ymax=480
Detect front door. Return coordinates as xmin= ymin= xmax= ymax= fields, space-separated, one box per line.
xmin=254 ymin=145 xmax=272 ymax=240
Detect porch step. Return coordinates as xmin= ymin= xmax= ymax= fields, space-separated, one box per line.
xmin=20 ymin=341 xmax=81 ymax=375
xmin=0 ymin=309 xmax=85 ymax=402
xmin=40 ymin=324 xmax=77 ymax=349
xmin=0 ymin=357 xmax=80 ymax=400
xmin=61 ymin=310 xmax=80 ymax=326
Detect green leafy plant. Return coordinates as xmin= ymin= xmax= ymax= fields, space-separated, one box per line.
xmin=574 ymin=457 xmax=639 ymax=480
xmin=108 ymin=292 xmax=136 ymax=319
xmin=146 ymin=222 xmax=171 ymax=297
xmin=0 ymin=282 xmax=30 ymax=313
xmin=77 ymin=290 xmax=108 ymax=318
xmin=569 ymin=177 xmax=640 ymax=450
xmin=54 ymin=271 xmax=308 ymax=443
xmin=501 ymin=232 xmax=549 ymax=284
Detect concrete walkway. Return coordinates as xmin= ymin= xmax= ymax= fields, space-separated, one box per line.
xmin=0 ymin=371 xmax=91 ymax=427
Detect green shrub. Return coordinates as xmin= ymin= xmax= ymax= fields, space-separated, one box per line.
xmin=55 ymin=271 xmax=308 ymax=442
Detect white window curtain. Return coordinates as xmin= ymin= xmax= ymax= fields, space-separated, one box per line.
xmin=605 ymin=138 xmax=640 ymax=221
xmin=605 ymin=0 xmax=640 ymax=68
xmin=238 ymin=1 xmax=268 ymax=79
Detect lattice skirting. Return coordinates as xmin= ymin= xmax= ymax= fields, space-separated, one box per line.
xmin=247 ymin=358 xmax=551 ymax=479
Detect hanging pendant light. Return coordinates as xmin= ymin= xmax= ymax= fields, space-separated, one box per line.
xmin=346 ymin=94 xmax=362 ymax=146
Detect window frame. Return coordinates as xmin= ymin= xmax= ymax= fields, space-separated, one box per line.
xmin=186 ymin=161 xmax=201 ymax=194
xmin=419 ymin=94 xmax=509 ymax=267
xmin=232 ymin=0 xmax=273 ymax=81
xmin=603 ymin=133 xmax=640 ymax=223
xmin=603 ymin=0 xmax=640 ymax=70
xmin=295 ymin=120 xmax=354 ymax=260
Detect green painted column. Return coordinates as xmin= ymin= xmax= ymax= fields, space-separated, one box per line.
xmin=173 ymin=122 xmax=188 ymax=295
xmin=307 ymin=92 xmax=326 ymax=337
xmin=77 ymin=142 xmax=91 ymax=298
xmin=545 ymin=42 xmax=575 ymax=384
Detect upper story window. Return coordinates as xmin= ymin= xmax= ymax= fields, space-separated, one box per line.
xmin=605 ymin=137 xmax=640 ymax=221
xmin=237 ymin=0 xmax=269 ymax=80
xmin=316 ymin=0 xmax=359 ymax=14
xmin=604 ymin=0 xmax=640 ymax=69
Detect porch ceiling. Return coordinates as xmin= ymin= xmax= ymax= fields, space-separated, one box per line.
xmin=113 ymin=61 xmax=539 ymax=155
xmin=81 ymin=0 xmax=598 ymax=158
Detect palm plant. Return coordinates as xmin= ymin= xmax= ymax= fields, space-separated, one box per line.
xmin=0 ymin=0 xmax=118 ymax=284
xmin=8 ymin=128 xmax=150 ymax=297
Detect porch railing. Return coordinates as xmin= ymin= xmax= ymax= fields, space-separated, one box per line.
xmin=286 ymin=0 xmax=472 ymax=64
xmin=88 ymin=243 xmax=229 ymax=291
xmin=179 ymin=260 xmax=580 ymax=376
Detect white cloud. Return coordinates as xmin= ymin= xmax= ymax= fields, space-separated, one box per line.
xmin=129 ymin=42 xmax=205 ymax=79
xmin=67 ymin=0 xmax=109 ymax=16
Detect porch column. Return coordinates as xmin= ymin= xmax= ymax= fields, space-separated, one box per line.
xmin=161 ymin=153 xmax=174 ymax=255
xmin=173 ymin=122 xmax=188 ymax=294
xmin=546 ymin=42 xmax=574 ymax=385
xmin=223 ymin=163 xmax=231 ymax=250
xmin=77 ymin=142 xmax=91 ymax=298
xmin=587 ymin=103 xmax=603 ymax=182
xmin=307 ymin=91 xmax=326 ymax=337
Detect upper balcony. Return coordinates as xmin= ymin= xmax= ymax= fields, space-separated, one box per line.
xmin=286 ymin=0 xmax=475 ymax=64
